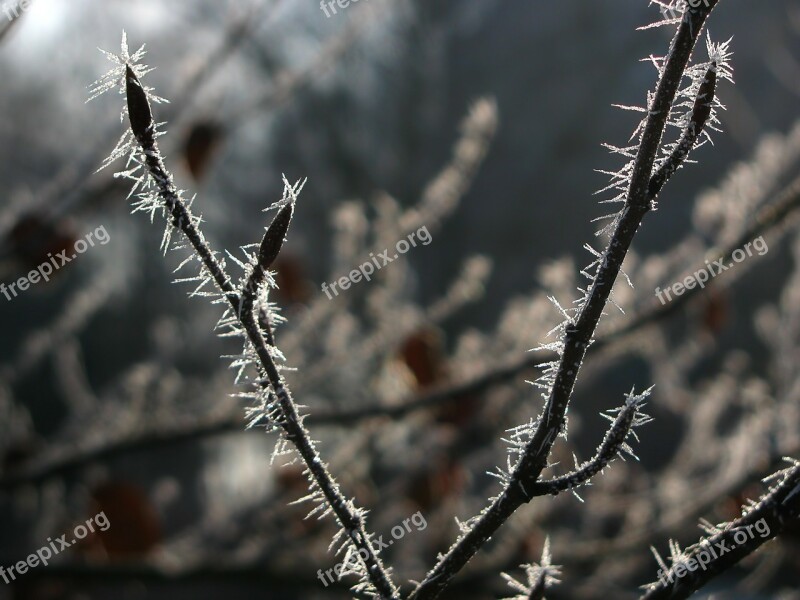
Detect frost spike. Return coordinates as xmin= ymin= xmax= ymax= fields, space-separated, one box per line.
xmin=648 ymin=62 xmax=718 ymax=200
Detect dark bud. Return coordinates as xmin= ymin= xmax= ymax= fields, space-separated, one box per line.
xmin=690 ymin=62 xmax=717 ymax=135
xmin=125 ymin=64 xmax=154 ymax=142
xmin=258 ymin=202 xmax=294 ymax=271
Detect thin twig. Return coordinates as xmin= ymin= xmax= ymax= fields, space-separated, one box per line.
xmin=527 ymin=393 xmax=653 ymax=497
xmin=122 ymin=65 xmax=399 ymax=599
xmin=408 ymin=5 xmax=721 ymax=598
xmin=640 ymin=461 xmax=800 ymax=600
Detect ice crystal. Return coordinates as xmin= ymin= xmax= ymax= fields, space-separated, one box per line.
xmin=501 ymin=537 xmax=562 ymax=599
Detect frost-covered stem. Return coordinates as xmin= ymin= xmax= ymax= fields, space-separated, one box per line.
xmin=409 ymin=5 xmax=720 ymax=599
xmin=524 ymin=2 xmax=721 ymax=481
xmin=527 ymin=398 xmax=645 ymax=497
xmin=239 ymin=310 xmax=399 ymax=599
xmin=640 ymin=462 xmax=800 ymax=600
xmin=125 ymin=66 xmax=399 ymax=600
xmin=648 ymin=62 xmax=717 ymax=199
xmin=125 ymin=66 xmax=236 ymax=303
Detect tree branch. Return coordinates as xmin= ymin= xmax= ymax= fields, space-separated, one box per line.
xmin=640 ymin=460 xmax=800 ymax=600
xmin=527 ymin=390 xmax=652 ymax=498
xmin=122 ymin=65 xmax=399 ymax=599
xmin=408 ymin=5 xmax=721 ymax=598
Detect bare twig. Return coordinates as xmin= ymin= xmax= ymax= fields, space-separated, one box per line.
xmin=408 ymin=5 xmax=722 ymax=598
xmin=526 ymin=390 xmax=653 ymax=497
xmin=641 ymin=460 xmax=800 ymax=600
xmin=115 ymin=62 xmax=399 ymax=599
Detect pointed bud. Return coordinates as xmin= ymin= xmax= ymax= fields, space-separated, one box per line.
xmin=689 ymin=62 xmax=717 ymax=135
xmin=258 ymin=202 xmax=294 ymax=270
xmin=126 ymin=64 xmax=154 ymax=142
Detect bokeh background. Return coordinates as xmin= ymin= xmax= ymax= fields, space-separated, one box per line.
xmin=1 ymin=1 xmax=800 ymax=598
